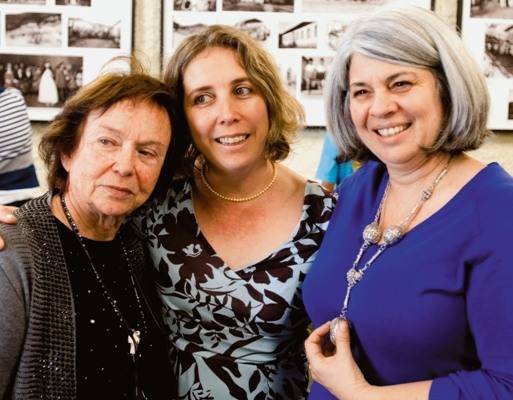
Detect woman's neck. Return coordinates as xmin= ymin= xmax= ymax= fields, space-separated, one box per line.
xmin=386 ymin=153 xmax=453 ymax=191
xmin=51 ymin=194 xmax=123 ymax=241
xmin=199 ymin=159 xmax=275 ymax=198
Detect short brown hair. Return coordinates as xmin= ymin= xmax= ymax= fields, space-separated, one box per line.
xmin=39 ymin=67 xmax=189 ymax=199
xmin=163 ymin=24 xmax=304 ymax=174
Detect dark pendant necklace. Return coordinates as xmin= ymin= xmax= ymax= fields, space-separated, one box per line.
xmin=60 ymin=194 xmax=148 ymax=398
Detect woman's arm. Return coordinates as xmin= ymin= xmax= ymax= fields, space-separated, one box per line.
xmin=305 ymin=320 xmax=431 ymax=400
xmin=305 ymin=255 xmax=513 ymax=400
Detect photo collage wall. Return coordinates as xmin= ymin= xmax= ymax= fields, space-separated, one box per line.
xmin=163 ymin=0 xmax=432 ymax=126
xmin=461 ymin=0 xmax=513 ymax=130
xmin=0 ymin=0 xmax=132 ymax=120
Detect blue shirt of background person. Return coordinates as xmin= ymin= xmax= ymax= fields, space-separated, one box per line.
xmin=315 ymin=133 xmax=353 ymax=191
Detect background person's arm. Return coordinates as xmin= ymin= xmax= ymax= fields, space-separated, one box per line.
xmin=0 ymin=206 xmax=18 ymax=249
xmin=0 ymin=249 xmax=28 ymax=398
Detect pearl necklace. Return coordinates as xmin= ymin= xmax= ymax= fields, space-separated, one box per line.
xmin=329 ymin=158 xmax=451 ymax=344
xmin=200 ymin=162 xmax=278 ymax=202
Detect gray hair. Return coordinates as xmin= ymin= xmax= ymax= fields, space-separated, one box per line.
xmin=326 ymin=5 xmax=490 ymax=162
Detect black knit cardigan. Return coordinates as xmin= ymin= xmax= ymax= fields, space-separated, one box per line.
xmin=1 ymin=193 xmax=149 ymax=399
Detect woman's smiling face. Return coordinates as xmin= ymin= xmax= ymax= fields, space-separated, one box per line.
xmin=348 ymin=53 xmax=444 ymax=168
xmin=182 ymin=46 xmax=270 ymax=174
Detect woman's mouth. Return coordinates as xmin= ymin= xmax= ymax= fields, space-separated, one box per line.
xmin=215 ymin=134 xmax=249 ymax=145
xmin=375 ymin=124 xmax=411 ymax=137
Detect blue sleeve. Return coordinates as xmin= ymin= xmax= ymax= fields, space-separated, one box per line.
xmin=429 ymin=207 xmax=513 ymax=399
xmin=315 ymin=134 xmax=340 ymax=184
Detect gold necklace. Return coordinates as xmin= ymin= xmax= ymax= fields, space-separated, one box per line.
xmin=200 ymin=163 xmax=278 ymax=203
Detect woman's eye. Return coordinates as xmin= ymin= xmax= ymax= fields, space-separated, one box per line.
xmin=138 ymin=149 xmax=158 ymax=159
xmin=392 ymin=81 xmax=412 ymax=90
xmin=352 ymin=89 xmax=368 ymax=98
xmin=98 ymin=138 xmax=115 ymax=146
xmin=193 ymin=94 xmax=211 ymax=105
xmin=235 ymin=86 xmax=252 ymax=96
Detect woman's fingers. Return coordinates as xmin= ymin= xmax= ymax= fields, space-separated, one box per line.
xmin=305 ymin=321 xmax=331 ymax=359
xmin=334 ymin=318 xmax=351 ymax=346
xmin=0 ymin=208 xmax=16 ymax=223
xmin=0 ymin=206 xmax=18 ymax=250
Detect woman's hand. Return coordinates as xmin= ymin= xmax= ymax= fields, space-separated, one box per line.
xmin=0 ymin=205 xmax=18 ymax=249
xmin=305 ymin=319 xmax=374 ymax=400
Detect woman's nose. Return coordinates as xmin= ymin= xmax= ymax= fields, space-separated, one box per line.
xmin=369 ymin=91 xmax=398 ymax=118
xmin=112 ymin=146 xmax=135 ymax=176
xmin=218 ymin=97 xmax=240 ymax=125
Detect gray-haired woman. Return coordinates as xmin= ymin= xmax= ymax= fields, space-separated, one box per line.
xmin=303 ymin=6 xmax=513 ymax=400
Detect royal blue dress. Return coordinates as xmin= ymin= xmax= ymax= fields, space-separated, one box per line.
xmin=303 ymin=161 xmax=513 ymax=399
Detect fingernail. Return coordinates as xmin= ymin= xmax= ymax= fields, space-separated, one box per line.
xmin=1 ymin=213 xmax=15 ymax=222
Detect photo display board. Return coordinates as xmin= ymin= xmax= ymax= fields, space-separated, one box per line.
xmin=0 ymin=0 xmax=133 ymax=120
xmin=461 ymin=0 xmax=513 ymax=130
xmin=163 ymin=0 xmax=432 ymax=126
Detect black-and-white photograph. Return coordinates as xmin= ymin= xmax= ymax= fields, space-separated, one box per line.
xmin=223 ymin=0 xmax=293 ymax=13
xmin=5 ymin=13 xmax=61 ymax=47
xmin=174 ymin=0 xmax=215 ymax=11
xmin=327 ymin=21 xmax=347 ymax=51
xmin=279 ymin=21 xmax=317 ymax=48
xmin=69 ymin=16 xmax=121 ymax=48
xmin=484 ymin=24 xmax=513 ymax=79
xmin=0 ymin=54 xmax=82 ymax=107
xmin=55 ymin=0 xmax=90 ymax=5
xmin=234 ymin=18 xmax=271 ymax=43
xmin=508 ymin=88 xmax=513 ymax=119
xmin=471 ymin=0 xmax=513 ymax=19
xmin=302 ymin=0 xmax=385 ymax=14
xmin=173 ymin=20 xmax=210 ymax=48
xmin=278 ymin=58 xmax=297 ymax=95
xmin=301 ymin=56 xmax=331 ymax=96
xmin=0 ymin=0 xmax=45 ymax=4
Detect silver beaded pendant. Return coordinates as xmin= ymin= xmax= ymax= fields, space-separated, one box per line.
xmin=362 ymin=222 xmax=381 ymax=244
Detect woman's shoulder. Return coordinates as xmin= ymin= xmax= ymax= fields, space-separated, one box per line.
xmin=467 ymin=163 xmax=513 ymax=217
xmin=148 ymin=177 xmax=193 ymax=212
xmin=301 ymin=180 xmax=337 ymax=229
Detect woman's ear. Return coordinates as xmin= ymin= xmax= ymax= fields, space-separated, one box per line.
xmin=61 ymin=152 xmax=72 ymax=173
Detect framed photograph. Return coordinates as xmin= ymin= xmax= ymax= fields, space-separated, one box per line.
xmin=55 ymin=0 xmax=91 ymax=6
xmin=222 ymin=0 xmax=293 ymax=13
xmin=234 ymin=18 xmax=272 ymax=44
xmin=279 ymin=21 xmax=317 ymax=49
xmin=461 ymin=0 xmax=513 ymax=129
xmin=68 ymin=16 xmax=122 ymax=48
xmin=0 ymin=0 xmax=133 ymax=120
xmin=0 ymin=1 xmax=46 ymax=4
xmin=174 ymin=0 xmax=216 ymax=12
xmin=162 ymin=0 xmax=432 ymax=126
xmin=5 ymin=12 xmax=62 ymax=47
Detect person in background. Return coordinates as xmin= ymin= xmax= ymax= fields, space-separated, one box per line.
xmin=303 ymin=6 xmax=513 ymax=400
xmin=0 ymin=85 xmax=42 ymax=206
xmin=315 ymin=133 xmax=353 ymax=191
xmin=0 ymin=68 xmax=182 ymax=399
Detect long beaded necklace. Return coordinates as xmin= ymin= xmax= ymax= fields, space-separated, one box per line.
xmin=60 ymin=195 xmax=148 ymax=398
xmin=200 ymin=162 xmax=278 ymax=202
xmin=329 ymin=158 xmax=451 ymax=344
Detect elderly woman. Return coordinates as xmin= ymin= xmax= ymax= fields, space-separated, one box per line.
xmin=135 ymin=25 xmax=335 ymax=399
xmin=0 ymin=70 xmax=185 ymax=399
xmin=303 ymin=6 xmax=513 ymax=400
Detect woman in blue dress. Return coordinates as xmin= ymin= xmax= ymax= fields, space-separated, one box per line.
xmin=303 ymin=6 xmax=513 ymax=400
